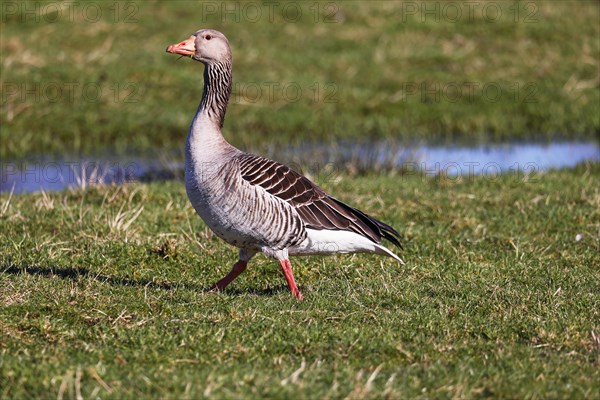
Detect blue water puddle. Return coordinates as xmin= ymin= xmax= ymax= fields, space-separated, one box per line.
xmin=398 ymin=142 xmax=599 ymax=176
xmin=1 ymin=141 xmax=598 ymax=194
xmin=0 ymin=157 xmax=182 ymax=194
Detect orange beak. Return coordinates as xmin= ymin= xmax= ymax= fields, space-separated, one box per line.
xmin=166 ymin=36 xmax=196 ymax=57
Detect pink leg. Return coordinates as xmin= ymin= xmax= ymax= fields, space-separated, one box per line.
xmin=210 ymin=260 xmax=247 ymax=291
xmin=279 ymin=259 xmax=304 ymax=300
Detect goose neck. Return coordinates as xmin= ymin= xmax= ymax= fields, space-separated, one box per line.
xmin=198 ymin=61 xmax=232 ymax=129
xmin=187 ymin=60 xmax=234 ymax=158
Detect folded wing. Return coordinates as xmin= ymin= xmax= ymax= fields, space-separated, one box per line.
xmin=236 ymin=153 xmax=402 ymax=248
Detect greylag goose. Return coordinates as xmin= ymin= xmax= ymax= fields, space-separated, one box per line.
xmin=166 ymin=29 xmax=403 ymax=300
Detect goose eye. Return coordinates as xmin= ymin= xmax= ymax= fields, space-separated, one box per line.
xmin=205 ymin=35 xmax=212 ymax=40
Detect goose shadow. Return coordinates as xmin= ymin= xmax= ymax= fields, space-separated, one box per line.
xmin=208 ymin=285 xmax=292 ymax=297
xmin=1 ymin=263 xmax=195 ymax=291
xmin=2 ymin=263 xmax=292 ymax=297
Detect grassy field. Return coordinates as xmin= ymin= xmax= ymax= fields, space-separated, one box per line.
xmin=1 ymin=1 xmax=599 ymax=159
xmin=1 ymin=163 xmax=598 ymax=398
xmin=1 ymin=0 xmax=599 ymax=398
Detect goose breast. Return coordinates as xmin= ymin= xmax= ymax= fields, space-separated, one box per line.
xmin=185 ymin=156 xmax=307 ymax=252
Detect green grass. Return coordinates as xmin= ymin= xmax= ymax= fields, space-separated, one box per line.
xmin=1 ymin=1 xmax=599 ymax=397
xmin=1 ymin=1 xmax=599 ymax=159
xmin=1 ymin=163 xmax=599 ymax=398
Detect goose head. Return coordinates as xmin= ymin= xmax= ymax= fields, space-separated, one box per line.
xmin=166 ymin=29 xmax=231 ymax=64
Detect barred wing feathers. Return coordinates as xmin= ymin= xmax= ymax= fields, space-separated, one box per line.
xmin=236 ymin=153 xmax=401 ymax=248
